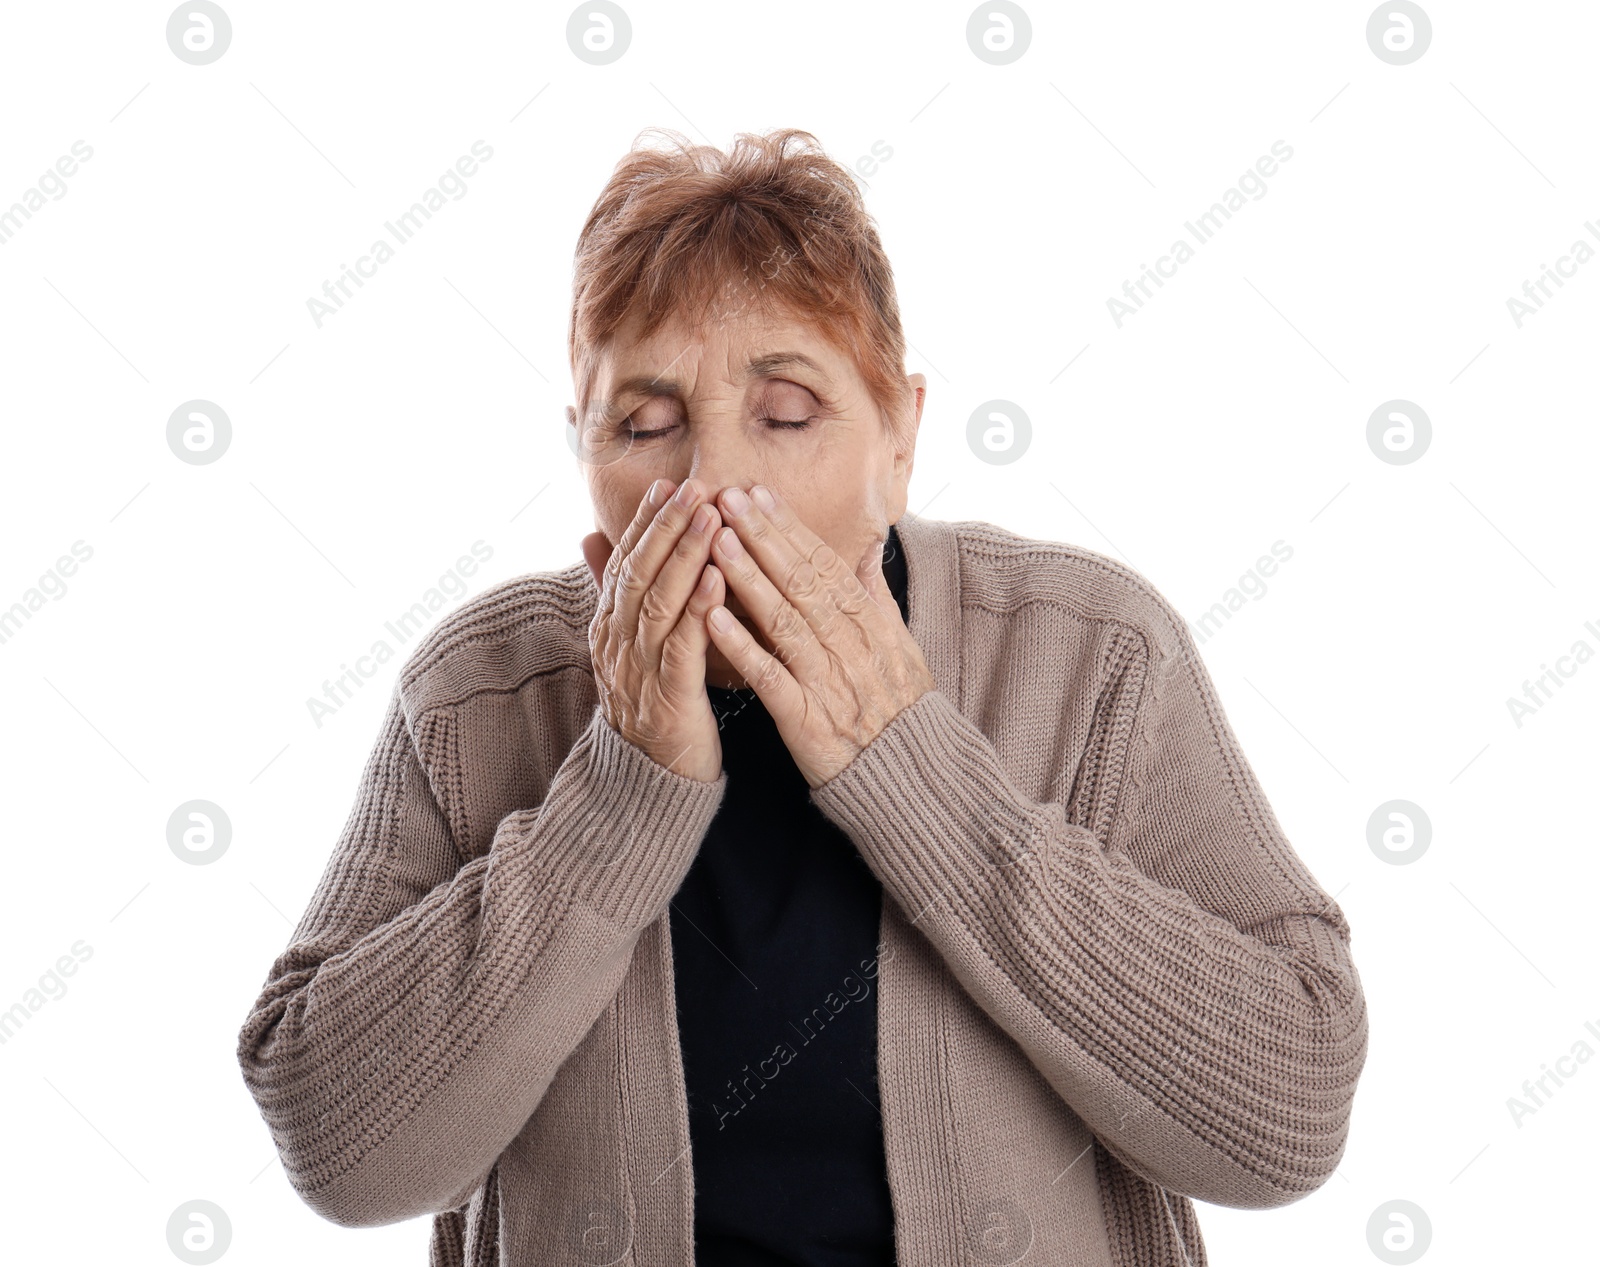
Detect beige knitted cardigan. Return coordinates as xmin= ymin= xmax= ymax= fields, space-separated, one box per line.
xmin=237 ymin=511 xmax=1367 ymax=1266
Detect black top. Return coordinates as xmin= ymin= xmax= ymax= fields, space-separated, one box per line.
xmin=669 ymin=525 xmax=908 ymax=1267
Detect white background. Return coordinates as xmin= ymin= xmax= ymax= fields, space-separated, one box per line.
xmin=1 ymin=1 xmax=1595 ymax=1263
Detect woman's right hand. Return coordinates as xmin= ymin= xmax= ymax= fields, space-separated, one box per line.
xmin=581 ymin=477 xmax=727 ymax=783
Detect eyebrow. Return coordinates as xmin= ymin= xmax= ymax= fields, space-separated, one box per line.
xmin=611 ymin=351 xmax=833 ymax=402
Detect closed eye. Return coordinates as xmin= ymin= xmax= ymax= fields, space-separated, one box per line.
xmin=624 ymin=418 xmax=813 ymax=439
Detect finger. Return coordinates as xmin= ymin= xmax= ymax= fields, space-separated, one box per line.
xmin=594 ymin=477 xmax=675 ymax=626
xmin=610 ymin=478 xmax=712 ymax=644
xmin=716 ymin=483 xmax=890 ymax=656
xmin=637 ymin=500 xmax=721 ymax=670
xmin=709 ymin=521 xmax=828 ymax=681
xmin=706 ymin=594 xmax=803 ymax=714
xmin=659 ymin=561 xmax=723 ymax=700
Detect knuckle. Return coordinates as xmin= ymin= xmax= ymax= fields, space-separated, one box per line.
xmin=810 ymin=598 xmax=842 ymax=637
xmin=810 ymin=541 xmax=841 ymax=575
xmin=769 ymin=603 xmax=807 ymax=645
xmin=742 ymin=516 xmax=772 ymax=550
xmin=784 ymin=555 xmax=819 ymax=598
xmin=752 ymin=656 xmax=785 ymax=693
xmin=657 ymin=633 xmax=690 ymax=676
xmin=673 ymin=524 xmax=703 ymax=562
xmin=639 ymin=585 xmax=673 ymax=626
xmin=615 ymin=553 xmax=641 ymax=594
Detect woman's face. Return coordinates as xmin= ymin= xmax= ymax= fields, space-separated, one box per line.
xmin=574 ymin=303 xmax=926 ymax=689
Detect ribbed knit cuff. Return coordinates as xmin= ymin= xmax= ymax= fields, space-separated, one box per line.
xmin=809 ymin=689 xmax=1056 ymax=921
xmin=510 ymin=704 xmax=728 ymax=927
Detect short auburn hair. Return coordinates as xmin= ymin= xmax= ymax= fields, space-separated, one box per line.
xmin=568 ymin=126 xmax=915 ymax=452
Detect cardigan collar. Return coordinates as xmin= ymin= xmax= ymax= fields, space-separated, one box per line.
xmin=892 ymin=510 xmax=962 ymax=705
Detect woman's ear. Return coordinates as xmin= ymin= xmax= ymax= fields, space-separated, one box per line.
xmin=580 ymin=530 xmax=613 ymax=591
xmin=890 ymin=373 xmax=924 ymax=506
xmin=907 ymin=372 xmax=927 ymax=427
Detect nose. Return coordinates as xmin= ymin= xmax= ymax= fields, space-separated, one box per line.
xmin=686 ymin=473 xmax=750 ymax=504
xmin=669 ymin=420 xmax=760 ymax=506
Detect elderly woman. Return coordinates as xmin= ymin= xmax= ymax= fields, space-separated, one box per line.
xmin=238 ymin=129 xmax=1367 ymax=1267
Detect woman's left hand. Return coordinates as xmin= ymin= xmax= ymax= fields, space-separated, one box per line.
xmin=704 ymin=483 xmax=936 ymax=788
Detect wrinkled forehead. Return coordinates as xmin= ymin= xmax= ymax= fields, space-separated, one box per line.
xmin=579 ymin=301 xmax=846 ymax=412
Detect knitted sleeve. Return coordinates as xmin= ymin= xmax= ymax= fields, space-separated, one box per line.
xmin=236 ymin=686 xmax=727 ymax=1228
xmin=808 ymin=633 xmax=1367 ymax=1210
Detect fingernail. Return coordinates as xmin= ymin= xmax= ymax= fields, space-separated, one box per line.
xmin=751 ymin=484 xmax=776 ymax=512
xmin=710 ymin=606 xmax=735 ymax=633
xmin=691 ymin=503 xmax=715 ymax=533
xmin=722 ymin=487 xmax=750 ymax=516
xmin=716 ymin=527 xmax=743 ymax=556
xmin=648 ymin=479 xmax=671 ymax=508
